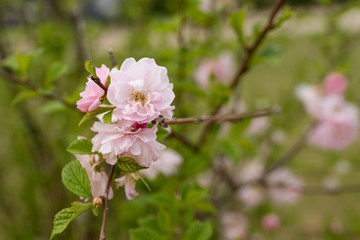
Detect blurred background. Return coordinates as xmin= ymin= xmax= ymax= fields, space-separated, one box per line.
xmin=1 ymin=0 xmax=360 ymax=239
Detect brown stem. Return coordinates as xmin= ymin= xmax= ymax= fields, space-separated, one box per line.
xmin=99 ymin=165 xmax=115 ymax=240
xmin=71 ymin=8 xmax=90 ymax=63
xmin=303 ymin=184 xmax=360 ymax=195
xmin=265 ymin=121 xmax=317 ymax=173
xmin=195 ymin=0 xmax=286 ymax=150
xmin=90 ymin=75 xmax=108 ymax=92
xmin=0 ymin=70 xmax=74 ymax=109
xmin=164 ymin=107 xmax=280 ymax=125
xmin=108 ymin=50 xmax=117 ymax=68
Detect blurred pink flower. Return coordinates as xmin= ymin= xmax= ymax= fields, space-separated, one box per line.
xmin=141 ymin=149 xmax=183 ymax=180
xmin=236 ymin=186 xmax=265 ymax=208
xmin=221 ymin=212 xmax=248 ymax=240
xmin=296 ymin=74 xmax=359 ymax=150
xmin=77 ymin=64 xmax=109 ymax=112
xmin=324 ymin=72 xmax=348 ymax=95
xmin=308 ymin=101 xmax=358 ymax=150
xmin=261 ymin=213 xmax=280 ymax=231
xmin=245 ymin=117 xmax=269 ymax=136
xmin=115 ymin=172 xmax=139 ymax=200
xmin=194 ymin=53 xmax=234 ymax=89
xmin=266 ymin=168 xmax=303 ymax=205
xmin=75 ymin=154 xmax=113 ymax=199
xmin=91 ymin=120 xmax=166 ymax=166
xmin=236 ymin=160 xmax=264 ymax=184
xmin=107 ymin=58 xmax=175 ymax=123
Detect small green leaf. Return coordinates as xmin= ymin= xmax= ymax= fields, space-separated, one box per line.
xmin=45 ymin=62 xmax=68 ymax=90
xmin=102 ymin=109 xmax=113 ymax=124
xmin=229 ymin=9 xmax=247 ymax=46
xmin=67 ymin=139 xmax=93 ymax=155
xmin=78 ymin=106 xmax=116 ymax=126
xmin=274 ymin=6 xmax=295 ymax=28
xmin=61 ymin=160 xmax=92 ymax=199
xmin=184 ymin=221 xmax=213 ymax=240
xmin=12 ymin=89 xmax=39 ymax=105
xmin=50 ymin=201 xmax=92 ymax=240
xmin=16 ymin=53 xmax=33 ymax=77
xmin=92 ymin=205 xmax=100 ymax=216
xmin=117 ymin=157 xmax=148 ymax=173
xmin=156 ymin=127 xmax=169 ymax=142
xmin=84 ymin=60 xmax=97 ymax=77
xmin=130 ymin=228 xmax=166 ymax=240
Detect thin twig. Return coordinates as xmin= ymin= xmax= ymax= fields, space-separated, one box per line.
xmin=164 ymin=106 xmax=281 ymax=125
xmin=99 ymin=165 xmax=115 ymax=240
xmin=196 ymin=0 xmax=286 ymax=150
xmin=0 ymin=70 xmax=74 ymax=108
xmin=108 ymin=50 xmax=117 ymax=68
xmin=71 ymin=8 xmax=90 ymax=62
xmin=303 ymin=184 xmax=360 ymax=195
xmin=265 ymin=121 xmax=316 ymax=173
xmin=90 ymin=75 xmax=108 ymax=92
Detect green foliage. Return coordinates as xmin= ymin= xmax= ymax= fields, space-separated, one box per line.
xmin=117 ymin=157 xmax=148 ymax=173
xmin=184 ymin=221 xmax=213 ymax=240
xmin=78 ymin=106 xmax=116 ymax=126
xmin=50 ymin=202 xmax=92 ymax=240
xmin=44 ymin=62 xmax=68 ymax=90
xmin=274 ymin=6 xmax=295 ymax=28
xmin=102 ymin=109 xmax=113 ymax=123
xmin=156 ymin=127 xmax=169 ymax=142
xmin=229 ymin=9 xmax=247 ymax=46
xmin=130 ymin=228 xmax=166 ymax=240
xmin=67 ymin=138 xmax=94 ymax=155
xmin=12 ymin=89 xmax=39 ymax=105
xmin=84 ymin=60 xmax=97 ymax=77
xmin=61 ymin=160 xmax=92 ymax=199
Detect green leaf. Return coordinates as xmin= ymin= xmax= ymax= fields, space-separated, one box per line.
xmin=130 ymin=228 xmax=166 ymax=240
xmin=12 ymin=89 xmax=39 ymax=105
xmin=16 ymin=53 xmax=33 ymax=77
xmin=61 ymin=160 xmax=92 ymax=199
xmin=229 ymin=9 xmax=247 ymax=46
xmin=92 ymin=205 xmax=101 ymax=216
xmin=102 ymin=109 xmax=113 ymax=124
xmin=184 ymin=221 xmax=213 ymax=240
xmin=84 ymin=60 xmax=97 ymax=77
xmin=117 ymin=157 xmax=148 ymax=173
xmin=156 ymin=127 xmax=169 ymax=142
xmin=78 ymin=106 xmax=115 ymax=126
xmin=45 ymin=62 xmax=68 ymax=90
xmin=50 ymin=201 xmax=92 ymax=240
xmin=67 ymin=139 xmax=93 ymax=155
xmin=274 ymin=6 xmax=295 ymax=28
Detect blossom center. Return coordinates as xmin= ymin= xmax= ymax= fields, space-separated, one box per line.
xmin=129 ymin=89 xmax=149 ymax=106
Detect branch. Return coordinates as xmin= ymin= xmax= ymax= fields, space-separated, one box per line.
xmin=99 ymin=165 xmax=115 ymax=240
xmin=71 ymin=8 xmax=90 ymax=63
xmin=265 ymin=121 xmax=316 ymax=173
xmin=164 ymin=106 xmax=281 ymax=125
xmin=0 ymin=70 xmax=74 ymax=109
xmin=303 ymin=184 xmax=360 ymax=195
xmin=196 ymin=0 xmax=287 ymax=150
xmin=90 ymin=75 xmax=108 ymax=92
xmin=108 ymin=50 xmax=117 ymax=68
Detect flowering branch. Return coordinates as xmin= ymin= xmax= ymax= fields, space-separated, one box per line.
xmin=196 ymin=0 xmax=287 ymax=149
xmin=99 ymin=165 xmax=115 ymax=240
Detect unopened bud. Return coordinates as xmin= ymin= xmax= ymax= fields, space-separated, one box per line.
xmin=93 ymin=197 xmax=103 ymax=206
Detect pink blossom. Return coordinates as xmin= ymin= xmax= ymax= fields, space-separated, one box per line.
xmin=221 ymin=212 xmax=248 ymax=240
xmin=194 ymin=53 xmax=234 ymax=89
xmin=245 ymin=117 xmax=269 ymax=136
xmin=141 ymin=149 xmax=183 ymax=180
xmin=75 ymin=154 xmax=113 ymax=199
xmin=236 ymin=160 xmax=264 ymax=184
xmin=91 ymin=120 xmax=166 ymax=166
xmin=77 ymin=64 xmax=109 ymax=112
xmin=266 ymin=168 xmax=303 ymax=205
xmin=115 ymin=172 xmax=139 ymax=200
xmin=236 ymin=186 xmax=264 ymax=208
xmin=107 ymin=58 xmax=175 ymax=123
xmin=308 ymin=102 xmax=358 ymax=150
xmin=324 ymin=72 xmax=348 ymax=95
xmin=261 ymin=213 xmax=280 ymax=231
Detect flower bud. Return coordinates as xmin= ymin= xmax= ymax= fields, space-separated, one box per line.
xmin=93 ymin=197 xmax=103 ymax=206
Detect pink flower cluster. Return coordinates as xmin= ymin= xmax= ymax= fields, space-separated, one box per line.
xmin=75 ymin=58 xmax=176 ymax=199
xmin=296 ymin=73 xmax=359 ymax=150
